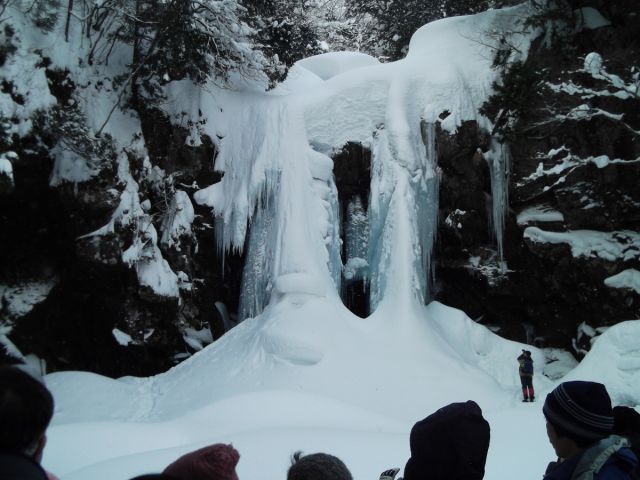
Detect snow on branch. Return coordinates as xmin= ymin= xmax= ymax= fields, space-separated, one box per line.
xmin=525 ymin=227 xmax=640 ymax=262
xmin=583 ymin=52 xmax=640 ymax=99
xmin=546 ymin=80 xmax=635 ymax=100
xmin=529 ymin=103 xmax=640 ymax=138
xmin=520 ymin=148 xmax=640 ymax=192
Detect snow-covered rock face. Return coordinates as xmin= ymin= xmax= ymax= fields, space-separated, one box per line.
xmin=434 ymin=3 xmax=640 ymax=350
xmin=1 ymin=0 xmax=639 ymax=377
xmin=0 ymin=154 xmax=15 ymax=194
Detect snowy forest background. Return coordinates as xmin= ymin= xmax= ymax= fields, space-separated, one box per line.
xmin=1 ymin=0 xmax=639 ymax=378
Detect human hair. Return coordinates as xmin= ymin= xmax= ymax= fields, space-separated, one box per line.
xmin=287 ymin=451 xmax=353 ymax=480
xmin=549 ymin=420 xmax=594 ymax=448
xmin=128 ymin=475 xmax=179 ymax=480
xmin=0 ymin=366 xmax=54 ymax=456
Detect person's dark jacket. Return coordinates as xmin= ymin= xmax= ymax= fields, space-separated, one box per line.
xmin=403 ymin=400 xmax=490 ymax=480
xmin=614 ymin=406 xmax=640 ymax=479
xmin=518 ymin=352 xmax=533 ymax=376
xmin=0 ymin=452 xmax=48 ymax=480
xmin=544 ymin=435 xmax=638 ymax=480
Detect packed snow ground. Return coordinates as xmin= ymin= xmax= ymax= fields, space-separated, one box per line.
xmin=32 ymin=5 xmax=640 ymax=480
xmin=43 ymin=295 xmax=640 ymax=480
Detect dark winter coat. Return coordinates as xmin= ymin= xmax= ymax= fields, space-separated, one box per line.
xmin=0 ymin=452 xmax=48 ymax=480
xmin=403 ymin=400 xmax=490 ymax=480
xmin=613 ymin=406 xmax=640 ymax=479
xmin=544 ymin=435 xmax=638 ymax=480
xmin=518 ymin=353 xmax=533 ymax=376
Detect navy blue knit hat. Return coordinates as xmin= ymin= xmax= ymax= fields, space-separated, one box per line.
xmin=543 ymin=381 xmax=614 ymax=442
xmin=404 ymin=401 xmax=490 ymax=480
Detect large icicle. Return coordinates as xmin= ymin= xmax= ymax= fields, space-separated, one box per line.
xmin=324 ymin=178 xmax=343 ymax=290
xmin=195 ymin=100 xmax=287 ymax=255
xmin=195 ymin=98 xmax=338 ymax=321
xmin=417 ymin=121 xmax=440 ymax=301
xmin=368 ymin=77 xmax=440 ymax=310
xmin=485 ymin=139 xmax=511 ymax=269
xmin=237 ymin=184 xmax=278 ymax=320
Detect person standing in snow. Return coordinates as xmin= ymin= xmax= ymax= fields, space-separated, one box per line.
xmin=542 ymin=381 xmax=638 ymax=480
xmin=0 ymin=366 xmax=59 ymax=480
xmin=517 ymin=349 xmax=535 ymax=402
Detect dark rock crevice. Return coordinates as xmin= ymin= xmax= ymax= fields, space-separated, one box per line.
xmin=332 ymin=142 xmax=371 ymax=318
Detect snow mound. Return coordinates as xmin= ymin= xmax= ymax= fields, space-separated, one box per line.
xmin=517 ymin=205 xmax=564 ymax=225
xmin=604 ymin=269 xmax=640 ymax=294
xmin=46 ymin=371 xmax=152 ymax=424
xmin=274 ymin=272 xmax=326 ymax=296
xmin=44 ymin=301 xmax=640 ymax=480
xmin=47 ymin=298 xmax=551 ymax=426
xmin=563 ymin=320 xmax=640 ymax=406
xmin=296 ymin=51 xmax=380 ymax=80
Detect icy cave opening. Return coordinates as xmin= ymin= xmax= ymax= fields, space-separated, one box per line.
xmin=333 ymin=143 xmax=372 ymax=318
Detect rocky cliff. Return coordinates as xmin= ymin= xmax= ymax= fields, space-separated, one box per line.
xmin=435 ymin=1 xmax=640 ymax=352
xmin=1 ymin=1 xmax=638 ymax=376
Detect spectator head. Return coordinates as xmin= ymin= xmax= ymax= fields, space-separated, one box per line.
xmin=403 ymin=400 xmax=490 ymax=480
xmin=543 ymin=381 xmax=614 ymax=454
xmin=613 ymin=406 xmax=640 ymax=437
xmin=287 ymin=451 xmax=353 ymax=480
xmin=163 ymin=444 xmax=240 ymax=480
xmin=0 ymin=366 xmax=54 ymax=461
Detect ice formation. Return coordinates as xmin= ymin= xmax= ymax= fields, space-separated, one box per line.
xmin=342 ymin=196 xmax=369 ymax=282
xmin=485 ymin=140 xmax=512 ymax=268
xmin=191 ymin=5 xmax=535 ymax=319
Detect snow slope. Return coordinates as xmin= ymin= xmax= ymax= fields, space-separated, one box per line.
xmin=43 ymin=295 xmax=640 ymax=480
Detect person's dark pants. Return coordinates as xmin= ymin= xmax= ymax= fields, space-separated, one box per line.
xmin=520 ymin=375 xmax=534 ymax=400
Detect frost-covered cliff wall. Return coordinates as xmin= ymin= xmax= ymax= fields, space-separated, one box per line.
xmin=1 ymin=0 xmax=638 ymax=376
xmin=435 ymin=0 xmax=640 ymax=350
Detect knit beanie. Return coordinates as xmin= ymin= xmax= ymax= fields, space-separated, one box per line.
xmin=163 ymin=444 xmax=240 ymax=480
xmin=543 ymin=381 xmax=614 ymax=443
xmin=403 ymin=400 xmax=490 ymax=480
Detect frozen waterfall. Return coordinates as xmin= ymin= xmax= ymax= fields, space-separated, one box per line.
xmin=485 ymin=139 xmax=511 ymax=269
xmin=368 ymin=120 xmax=440 ymax=310
xmin=194 ymin=99 xmax=338 ymax=321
